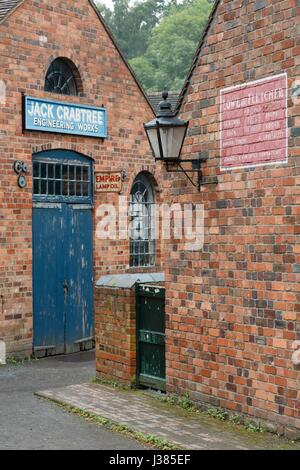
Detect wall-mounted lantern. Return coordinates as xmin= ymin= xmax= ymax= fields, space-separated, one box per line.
xmin=144 ymin=90 xmax=215 ymax=190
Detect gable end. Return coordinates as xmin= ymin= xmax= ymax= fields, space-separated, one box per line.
xmin=0 ymin=0 xmax=154 ymax=113
xmin=175 ymin=0 xmax=221 ymax=115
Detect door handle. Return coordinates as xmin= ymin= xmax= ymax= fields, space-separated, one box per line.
xmin=63 ymin=281 xmax=68 ymax=298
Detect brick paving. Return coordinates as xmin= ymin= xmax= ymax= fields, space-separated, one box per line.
xmin=36 ymin=383 xmax=300 ymax=450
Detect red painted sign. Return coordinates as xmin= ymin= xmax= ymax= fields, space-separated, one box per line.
xmin=95 ymin=172 xmax=122 ymax=193
xmin=220 ymin=74 xmax=287 ymax=170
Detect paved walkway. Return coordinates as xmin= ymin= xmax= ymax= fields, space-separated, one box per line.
xmin=36 ymin=382 xmax=300 ymax=450
xmin=0 ymin=352 xmax=146 ymax=450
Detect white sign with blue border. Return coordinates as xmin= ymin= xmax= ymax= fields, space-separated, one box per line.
xmin=24 ymin=96 xmax=107 ymax=138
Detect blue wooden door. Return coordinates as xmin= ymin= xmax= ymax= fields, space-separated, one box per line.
xmin=32 ymin=150 xmax=94 ymax=356
xmin=33 ymin=204 xmax=66 ymax=355
xmin=65 ymin=205 xmax=94 ymax=353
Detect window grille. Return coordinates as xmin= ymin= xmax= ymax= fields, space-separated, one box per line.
xmin=33 ymin=160 xmax=91 ymax=201
xmin=130 ymin=173 xmax=155 ymax=268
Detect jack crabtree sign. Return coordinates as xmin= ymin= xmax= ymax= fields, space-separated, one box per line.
xmin=24 ymin=96 xmax=107 ymax=138
xmin=95 ymin=172 xmax=122 ymax=193
xmin=220 ymin=74 xmax=288 ymax=170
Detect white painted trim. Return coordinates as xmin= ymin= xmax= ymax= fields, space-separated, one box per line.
xmin=70 ymin=204 xmax=93 ymax=210
xmin=33 ymin=202 xmax=62 ymax=209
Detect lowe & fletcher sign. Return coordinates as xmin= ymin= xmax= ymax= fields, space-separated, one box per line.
xmin=24 ymin=96 xmax=107 ymax=138
xmin=220 ymin=74 xmax=287 ymax=170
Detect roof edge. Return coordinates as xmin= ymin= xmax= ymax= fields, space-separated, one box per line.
xmin=89 ymin=0 xmax=155 ymax=115
xmin=175 ymin=0 xmax=221 ymax=115
xmin=0 ymin=0 xmax=24 ymax=25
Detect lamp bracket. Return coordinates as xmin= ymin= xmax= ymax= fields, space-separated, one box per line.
xmin=166 ymin=156 xmax=217 ymax=191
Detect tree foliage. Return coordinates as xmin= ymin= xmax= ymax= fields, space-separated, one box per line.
xmin=97 ymin=0 xmax=168 ymax=59
xmin=96 ymin=0 xmax=213 ymax=92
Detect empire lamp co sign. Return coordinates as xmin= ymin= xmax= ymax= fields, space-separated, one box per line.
xmin=95 ymin=172 xmax=122 ymax=193
xmin=24 ymin=96 xmax=107 ymax=138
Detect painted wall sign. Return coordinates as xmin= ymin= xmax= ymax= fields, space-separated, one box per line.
xmin=24 ymin=96 xmax=107 ymax=138
xmin=220 ymin=74 xmax=287 ymax=170
xmin=95 ymin=172 xmax=122 ymax=193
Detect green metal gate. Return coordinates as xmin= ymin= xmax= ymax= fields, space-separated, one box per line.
xmin=136 ymin=284 xmax=165 ymax=391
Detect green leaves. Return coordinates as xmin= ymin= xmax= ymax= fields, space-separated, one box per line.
xmin=132 ymin=0 xmax=212 ymax=91
xmin=96 ymin=0 xmax=213 ymax=92
xmin=97 ymin=0 xmax=166 ymax=59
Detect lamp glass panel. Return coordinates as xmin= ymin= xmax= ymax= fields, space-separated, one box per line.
xmin=146 ymin=127 xmax=161 ymax=160
xmin=159 ymin=126 xmax=186 ymax=160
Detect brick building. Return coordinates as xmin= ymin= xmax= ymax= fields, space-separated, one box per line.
xmin=1 ymin=0 xmax=299 ymax=440
xmin=95 ymin=0 xmax=300 ymax=439
xmin=0 ymin=0 xmax=160 ymax=357
xmin=162 ymin=0 xmax=299 ymax=438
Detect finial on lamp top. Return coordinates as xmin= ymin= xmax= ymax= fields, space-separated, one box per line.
xmin=158 ymin=88 xmax=172 ymax=117
xmin=162 ymin=88 xmax=168 ymax=100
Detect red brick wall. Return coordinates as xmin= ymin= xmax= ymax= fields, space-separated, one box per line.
xmin=95 ymin=287 xmax=137 ymax=385
xmin=0 ymin=0 xmax=161 ymax=355
xmin=164 ymin=0 xmax=300 ymax=435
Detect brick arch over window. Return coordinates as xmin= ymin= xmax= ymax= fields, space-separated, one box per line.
xmin=31 ymin=143 xmax=94 ymax=160
xmin=44 ymin=57 xmax=83 ymax=96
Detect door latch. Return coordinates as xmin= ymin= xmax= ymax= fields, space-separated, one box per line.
xmin=63 ymin=281 xmax=69 ymax=298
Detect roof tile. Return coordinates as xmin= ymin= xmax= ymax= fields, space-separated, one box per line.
xmin=0 ymin=0 xmax=23 ymax=22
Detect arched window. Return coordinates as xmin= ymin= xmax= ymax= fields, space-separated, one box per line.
xmin=45 ymin=58 xmax=79 ymax=96
xmin=130 ymin=173 xmax=155 ymax=268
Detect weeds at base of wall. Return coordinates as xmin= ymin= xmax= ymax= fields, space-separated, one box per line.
xmin=37 ymin=396 xmax=179 ymax=450
xmin=5 ymin=356 xmax=38 ymax=366
xmin=154 ymin=392 xmax=198 ymax=412
xmin=91 ymin=376 xmax=136 ymax=391
xmin=205 ymin=407 xmax=271 ymax=434
xmin=85 ymin=380 xmax=299 ymax=442
xmin=206 ymin=407 xmax=268 ymax=433
xmin=90 ymin=383 xmax=273 ymax=434
xmin=153 ymin=392 xmax=271 ymax=435
xmin=91 ymin=383 xmax=295 ymax=438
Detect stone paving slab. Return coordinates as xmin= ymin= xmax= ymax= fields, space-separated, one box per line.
xmin=35 ymin=382 xmax=300 ymax=450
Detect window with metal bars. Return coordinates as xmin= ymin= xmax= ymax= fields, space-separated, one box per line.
xmin=45 ymin=58 xmax=78 ymax=96
xmin=33 ymin=160 xmax=91 ymax=202
xmin=130 ymin=173 xmax=155 ymax=268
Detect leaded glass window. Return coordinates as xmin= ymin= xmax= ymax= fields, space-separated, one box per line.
xmin=45 ymin=58 xmax=78 ymax=96
xmin=130 ymin=173 xmax=155 ymax=268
